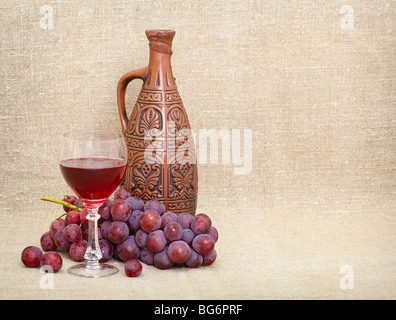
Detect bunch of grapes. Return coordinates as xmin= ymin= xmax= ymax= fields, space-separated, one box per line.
xmin=21 ymin=190 xmax=218 ymax=277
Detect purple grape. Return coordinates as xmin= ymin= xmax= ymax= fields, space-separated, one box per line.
xmin=64 ymin=224 xmax=82 ymax=243
xmin=50 ymin=219 xmax=65 ymax=238
xmin=135 ymin=229 xmax=148 ymax=248
xmin=140 ymin=249 xmax=155 ymax=265
xmin=154 ymin=246 xmax=174 ymax=269
xmin=181 ymin=228 xmax=195 ymax=246
xmin=177 ymin=212 xmax=194 ymax=229
xmin=40 ymin=231 xmax=57 ymax=252
xmin=106 ymin=221 xmax=129 ymax=244
xmin=100 ymin=220 xmax=112 ymax=239
xmin=21 ymin=246 xmax=43 ymax=268
xmin=202 ymin=249 xmax=217 ymax=266
xmin=111 ymin=199 xmax=132 ymax=222
xmin=74 ymin=198 xmax=84 ymax=209
xmin=161 ymin=211 xmax=177 ymax=229
xmin=126 ymin=196 xmax=144 ymax=211
xmin=167 ymin=241 xmax=191 ymax=264
xmin=207 ymin=226 xmax=218 ymax=242
xmin=54 ymin=228 xmax=71 ymax=251
xmin=41 ymin=251 xmax=62 ymax=273
xmin=144 ymin=199 xmax=165 ymax=215
xmin=185 ymin=249 xmax=203 ymax=268
xmin=116 ymin=236 xmax=140 ymax=262
xmin=99 ymin=239 xmax=114 ymax=262
xmin=163 ymin=222 xmax=183 ymax=242
xmin=192 ymin=234 xmax=215 ymax=255
xmin=112 ymin=247 xmax=121 ymax=260
xmin=69 ymin=239 xmax=88 ymax=262
xmin=190 ymin=213 xmax=212 ymax=235
xmin=103 ymin=198 xmax=113 ymax=207
xmin=124 ymin=259 xmax=142 ymax=277
xmin=128 ymin=210 xmax=143 ymax=232
xmin=146 ymin=230 xmax=167 ymax=253
xmin=114 ymin=188 xmax=131 ymax=200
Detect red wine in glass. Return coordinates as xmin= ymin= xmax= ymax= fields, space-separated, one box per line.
xmin=60 ymin=130 xmax=127 ymax=278
xmin=60 ymin=157 xmax=127 ymax=208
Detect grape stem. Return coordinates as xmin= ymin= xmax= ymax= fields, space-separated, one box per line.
xmin=40 ymin=197 xmax=82 ymax=212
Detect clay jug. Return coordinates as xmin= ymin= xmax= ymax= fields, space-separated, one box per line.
xmin=117 ymin=29 xmax=198 ymax=215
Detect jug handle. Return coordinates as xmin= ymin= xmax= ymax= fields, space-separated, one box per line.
xmin=117 ymin=66 xmax=148 ymax=135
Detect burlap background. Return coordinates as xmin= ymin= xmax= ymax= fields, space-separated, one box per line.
xmin=0 ymin=0 xmax=395 ymax=299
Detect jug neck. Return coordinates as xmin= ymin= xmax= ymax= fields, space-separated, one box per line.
xmin=145 ymin=30 xmax=177 ymax=90
xmin=149 ymin=48 xmax=172 ymax=67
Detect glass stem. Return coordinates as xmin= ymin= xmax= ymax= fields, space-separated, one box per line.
xmin=84 ymin=207 xmax=102 ymax=269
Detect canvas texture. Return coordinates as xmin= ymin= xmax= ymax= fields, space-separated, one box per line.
xmin=0 ymin=0 xmax=395 ymax=299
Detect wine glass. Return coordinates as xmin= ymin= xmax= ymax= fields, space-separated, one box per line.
xmin=60 ymin=130 xmax=127 ymax=278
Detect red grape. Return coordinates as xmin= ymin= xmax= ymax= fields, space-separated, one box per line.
xmin=50 ymin=219 xmax=65 ymax=238
xmin=202 ymin=249 xmax=217 ymax=266
xmin=124 ymin=259 xmax=142 ymax=277
xmin=65 ymin=210 xmax=81 ymax=225
xmin=54 ymin=228 xmax=71 ymax=251
xmin=64 ymin=224 xmax=82 ymax=243
xmin=111 ymin=199 xmax=132 ymax=222
xmin=144 ymin=199 xmax=165 ymax=215
xmin=21 ymin=246 xmax=43 ymax=268
xmin=192 ymin=234 xmax=215 ymax=255
xmin=106 ymin=221 xmax=129 ymax=244
xmin=40 ymin=231 xmax=57 ymax=252
xmin=116 ymin=236 xmax=140 ymax=261
xmin=177 ymin=212 xmax=194 ymax=229
xmin=82 ymin=227 xmax=103 ymax=241
xmin=69 ymin=239 xmax=87 ymax=262
xmin=163 ymin=222 xmax=183 ymax=242
xmin=154 ymin=246 xmax=174 ymax=269
xmin=140 ymin=210 xmax=162 ymax=233
xmin=146 ymin=230 xmax=167 ymax=253
xmin=80 ymin=208 xmax=89 ymax=226
xmin=185 ymin=249 xmax=203 ymax=268
xmin=98 ymin=199 xmax=113 ymax=221
xmin=190 ymin=213 xmax=211 ymax=235
xmin=167 ymin=241 xmax=191 ymax=264
xmin=41 ymin=251 xmax=62 ymax=273
xmin=114 ymin=188 xmax=131 ymax=200
xmin=62 ymin=195 xmax=77 ymax=212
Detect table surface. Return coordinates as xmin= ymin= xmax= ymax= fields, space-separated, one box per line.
xmin=2 ymin=207 xmax=395 ymax=300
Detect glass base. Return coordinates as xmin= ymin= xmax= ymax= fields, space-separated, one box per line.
xmin=67 ymin=262 xmax=119 ymax=278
